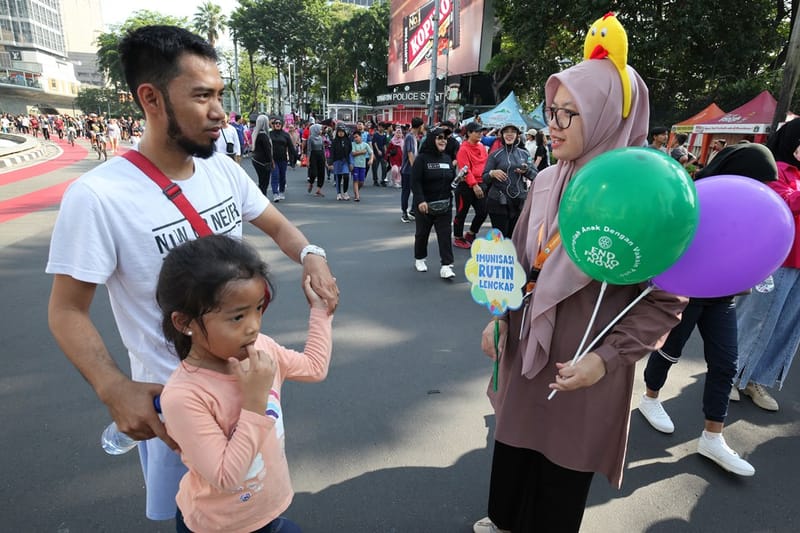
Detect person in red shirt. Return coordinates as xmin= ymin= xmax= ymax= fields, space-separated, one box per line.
xmin=453 ymin=121 xmax=489 ymax=248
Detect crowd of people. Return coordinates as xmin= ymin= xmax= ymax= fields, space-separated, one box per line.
xmin=36 ymin=21 xmax=800 ymax=533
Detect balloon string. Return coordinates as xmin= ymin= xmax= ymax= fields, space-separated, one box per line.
xmin=548 ymin=281 xmax=607 ymax=400
xmin=577 ymin=285 xmax=654 ymax=361
xmin=547 ymin=284 xmax=655 ymax=400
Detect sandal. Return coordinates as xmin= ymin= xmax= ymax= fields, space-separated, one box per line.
xmin=354 ymin=197 xmax=360 ymax=202
xmin=307 ymin=182 xmax=313 ymax=193
xmin=314 ymin=190 xmax=324 ymax=197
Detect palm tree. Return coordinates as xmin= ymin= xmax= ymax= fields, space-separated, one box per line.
xmin=193 ymin=1 xmax=227 ymax=48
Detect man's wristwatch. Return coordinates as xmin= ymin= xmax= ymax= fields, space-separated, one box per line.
xmin=300 ymin=244 xmax=327 ymax=264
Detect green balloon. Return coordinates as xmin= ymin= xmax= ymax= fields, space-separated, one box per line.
xmin=558 ymin=147 xmax=699 ymax=285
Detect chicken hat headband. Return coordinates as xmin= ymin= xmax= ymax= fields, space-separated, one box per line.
xmin=583 ymin=12 xmax=631 ymax=118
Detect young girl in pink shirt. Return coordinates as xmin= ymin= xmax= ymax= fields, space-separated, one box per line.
xmin=157 ymin=235 xmax=333 ymax=533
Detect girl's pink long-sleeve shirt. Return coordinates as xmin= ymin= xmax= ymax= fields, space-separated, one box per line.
xmin=161 ymin=308 xmax=333 ymax=533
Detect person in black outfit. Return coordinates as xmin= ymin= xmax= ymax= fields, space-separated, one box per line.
xmin=329 ymin=124 xmax=353 ymax=200
xmin=268 ymin=118 xmax=294 ymax=202
xmin=250 ymin=114 xmax=273 ymax=197
xmin=305 ymin=123 xmax=327 ymax=196
xmin=411 ymin=127 xmax=457 ymax=279
xmin=371 ymin=122 xmax=389 ymax=186
xmin=534 ymin=131 xmax=550 ymax=171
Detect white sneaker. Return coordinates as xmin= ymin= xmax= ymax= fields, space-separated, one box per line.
xmin=440 ymin=264 xmax=455 ymax=279
xmin=638 ymin=395 xmax=675 ymax=434
xmin=473 ymin=517 xmax=509 ymax=533
xmin=415 ymin=259 xmax=427 ymax=272
xmin=742 ymin=382 xmax=779 ymax=411
xmin=697 ymin=431 xmax=755 ymax=476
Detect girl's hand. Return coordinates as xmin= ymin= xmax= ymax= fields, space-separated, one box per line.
xmin=302 ymin=274 xmax=328 ymax=310
xmin=473 ymin=184 xmax=485 ymax=199
xmin=549 ymin=352 xmax=606 ymax=392
xmin=480 ymin=319 xmax=507 ymax=360
xmin=229 ymin=345 xmax=276 ymax=414
xmin=418 ymin=202 xmax=429 ymax=215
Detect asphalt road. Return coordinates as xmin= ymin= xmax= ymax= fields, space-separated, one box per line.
xmin=1 ymin=145 xmax=798 ymax=532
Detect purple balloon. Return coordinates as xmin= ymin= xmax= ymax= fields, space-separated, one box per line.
xmin=652 ymin=175 xmax=794 ymax=297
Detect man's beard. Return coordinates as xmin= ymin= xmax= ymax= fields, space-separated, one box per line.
xmin=164 ymin=95 xmax=216 ymax=159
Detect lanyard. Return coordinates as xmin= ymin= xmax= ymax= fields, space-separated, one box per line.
xmin=524 ymin=226 xmax=562 ymax=295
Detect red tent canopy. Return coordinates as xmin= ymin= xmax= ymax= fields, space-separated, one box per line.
xmin=693 ymin=91 xmax=783 ymax=135
xmin=672 ymin=103 xmax=726 ymax=133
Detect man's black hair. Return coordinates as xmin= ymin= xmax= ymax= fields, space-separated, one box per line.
xmin=118 ymin=25 xmax=218 ymax=111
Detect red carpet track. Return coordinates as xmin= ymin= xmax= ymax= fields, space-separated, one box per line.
xmin=0 ymin=138 xmax=90 ymax=186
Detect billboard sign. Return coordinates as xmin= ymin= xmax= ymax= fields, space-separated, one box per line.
xmin=389 ymin=0 xmax=490 ymax=86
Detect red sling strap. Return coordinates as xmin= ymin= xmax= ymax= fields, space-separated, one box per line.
xmin=121 ymin=150 xmax=272 ymax=311
xmin=122 ymin=150 xmax=212 ymax=237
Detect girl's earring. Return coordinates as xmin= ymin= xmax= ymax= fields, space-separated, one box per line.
xmin=186 ymin=330 xmax=192 ymax=336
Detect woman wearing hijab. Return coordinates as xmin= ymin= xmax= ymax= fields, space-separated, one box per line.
xmin=305 ymin=124 xmax=326 ymax=196
xmin=329 ymin=123 xmax=353 ymax=200
xmin=386 ymin=127 xmax=405 ymax=188
xmin=472 ymin=38 xmax=687 ymax=533
xmin=638 ymin=143 xmax=778 ymax=478
xmin=250 ymin=115 xmax=273 ymax=197
xmin=481 ymin=122 xmax=536 ymax=238
xmin=733 ymin=118 xmax=800 ymax=411
xmin=410 ymin=127 xmax=456 ymax=279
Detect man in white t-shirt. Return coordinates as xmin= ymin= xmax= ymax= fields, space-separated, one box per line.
xmin=214 ymin=111 xmax=242 ymax=162
xmin=46 ymin=25 xmax=339 ymax=523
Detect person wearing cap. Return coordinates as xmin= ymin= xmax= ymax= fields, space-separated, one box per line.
xmin=524 ymin=128 xmax=538 ymax=154
xmin=482 ymin=122 xmax=536 ymax=238
xmin=648 ymin=126 xmax=669 ymax=153
xmin=453 ymin=121 xmax=489 ymax=248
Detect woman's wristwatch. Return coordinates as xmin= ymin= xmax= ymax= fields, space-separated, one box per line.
xmin=300 ymin=244 xmax=327 ymax=264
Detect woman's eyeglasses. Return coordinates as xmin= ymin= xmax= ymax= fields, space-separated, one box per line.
xmin=547 ymin=106 xmax=580 ymax=129
xmin=435 ymin=134 xmax=447 ymax=140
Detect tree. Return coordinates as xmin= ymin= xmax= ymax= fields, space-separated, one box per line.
xmin=331 ymin=0 xmax=390 ymax=105
xmin=95 ymin=10 xmax=189 ymax=91
xmin=193 ymin=1 xmax=227 ymax=48
xmin=230 ymin=0 xmax=326 ymax=114
xmin=488 ymin=0 xmax=798 ymax=125
xmin=74 ymin=87 xmax=139 ymax=117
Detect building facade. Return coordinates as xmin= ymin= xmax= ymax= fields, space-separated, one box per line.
xmin=0 ymin=0 xmax=103 ymax=115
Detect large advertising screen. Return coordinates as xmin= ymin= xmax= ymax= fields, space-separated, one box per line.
xmin=388 ymin=0 xmax=490 ymax=86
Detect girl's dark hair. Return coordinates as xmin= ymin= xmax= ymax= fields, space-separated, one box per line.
xmin=535 ymin=132 xmax=546 ymax=146
xmin=118 ymin=25 xmax=218 ymax=111
xmin=156 ymin=235 xmax=272 ymax=360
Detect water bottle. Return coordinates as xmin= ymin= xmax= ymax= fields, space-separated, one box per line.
xmin=101 ymin=396 xmax=162 ymax=455
xmin=451 ymin=165 xmax=469 ymax=189
xmin=754 ymin=275 xmax=775 ymax=294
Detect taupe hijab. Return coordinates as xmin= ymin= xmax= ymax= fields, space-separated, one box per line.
xmin=512 ymin=58 xmax=650 ymax=378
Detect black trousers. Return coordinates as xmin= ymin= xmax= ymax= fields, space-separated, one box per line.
xmin=307 ymin=150 xmax=326 ymax=188
xmin=487 ymin=441 xmax=594 ymax=533
xmin=414 ymin=209 xmax=454 ymax=265
xmin=453 ymin=185 xmax=487 ymax=238
xmin=252 ymin=159 xmax=271 ymax=196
